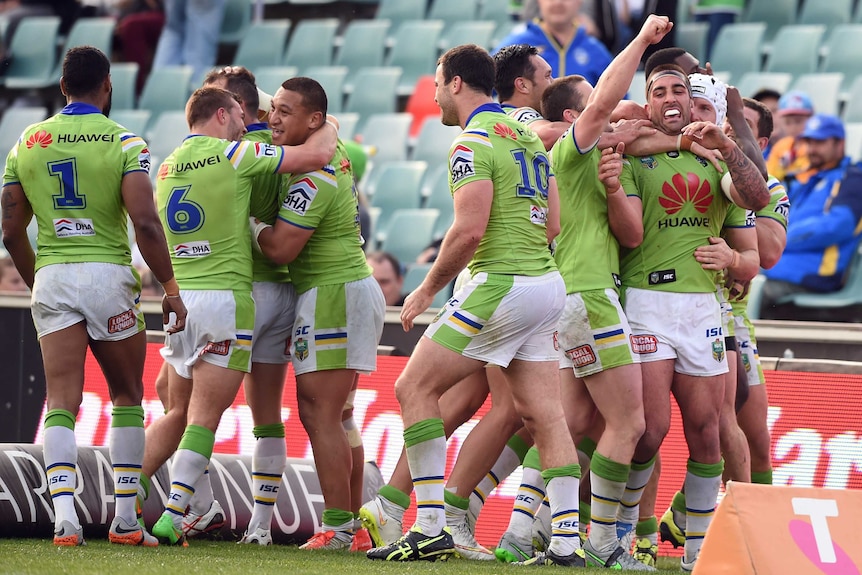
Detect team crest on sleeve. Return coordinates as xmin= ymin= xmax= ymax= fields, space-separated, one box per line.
xmin=138 ymin=147 xmax=151 ymax=173
xmin=253 ymin=142 xmax=279 ymax=158
xmin=450 ymin=144 xmax=475 ymax=184
xmin=282 ymin=177 xmax=319 ymax=216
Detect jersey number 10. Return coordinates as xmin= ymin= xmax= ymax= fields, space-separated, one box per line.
xmin=511 ymin=149 xmax=550 ymax=200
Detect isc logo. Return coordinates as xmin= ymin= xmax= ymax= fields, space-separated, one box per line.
xmin=117 ymin=476 xmax=138 ymax=484
xmin=50 ymin=475 xmax=68 ymax=484
xmin=705 ymin=327 xmax=723 ymax=338
xmin=260 ymin=485 xmax=279 ymax=493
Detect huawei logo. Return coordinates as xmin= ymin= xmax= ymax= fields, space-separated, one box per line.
xmin=25 ymin=130 xmax=52 ymax=149
xmin=659 ymin=172 xmax=713 ymax=214
xmin=493 ymin=122 xmax=517 ymax=140
xmin=157 ymin=163 xmax=169 ymax=180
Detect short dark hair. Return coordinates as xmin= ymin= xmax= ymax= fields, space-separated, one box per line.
xmin=493 ymin=44 xmax=539 ymax=102
xmin=281 ymin=76 xmax=328 ymax=115
xmin=367 ymin=251 xmax=402 ymax=278
xmin=541 ymin=75 xmax=588 ymax=122
xmin=752 ymin=88 xmax=781 ymax=103
xmin=742 ymin=97 xmax=774 ymax=140
xmin=204 ymin=66 xmax=259 ymax=111
xmin=62 ymin=46 xmax=110 ymax=98
xmin=186 ymin=87 xmax=242 ymax=128
xmin=643 ymin=47 xmax=688 ymax=78
xmin=438 ymin=44 xmax=495 ymax=97
xmin=646 ymin=64 xmax=690 ymax=99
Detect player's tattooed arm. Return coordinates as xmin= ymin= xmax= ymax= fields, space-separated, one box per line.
xmin=0 ymin=184 xmax=35 ymax=288
xmin=722 ymin=144 xmax=770 ymax=211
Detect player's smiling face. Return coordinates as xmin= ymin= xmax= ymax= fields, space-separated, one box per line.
xmin=647 ymin=73 xmax=691 ymax=135
xmin=269 ymin=87 xmax=313 ymax=146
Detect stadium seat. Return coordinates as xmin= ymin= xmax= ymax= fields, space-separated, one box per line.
xmin=219 ymin=0 xmax=252 ymax=44
xmin=790 ymin=73 xmax=843 ymax=116
xmin=675 ymin=21 xmax=709 ymax=63
xmin=355 ymin=112 xmax=412 ymax=162
xmin=253 ymin=66 xmax=299 ymax=95
xmin=709 ymin=23 xmax=767 ymax=83
xmin=410 ymin=120 xmax=460 ymax=165
xmin=1 ymin=16 xmax=60 ymax=89
xmin=439 ymin=20 xmax=497 ymax=52
xmin=60 ymin=17 xmax=115 ymax=62
xmin=742 ymin=0 xmax=796 ymax=46
xmin=0 ymin=107 xmax=48 ymax=160
xmin=423 ymin=164 xmax=454 ymax=212
xmin=735 ymin=72 xmax=793 ymax=98
xmin=783 ymin=243 xmax=862 ymax=315
xmin=375 ymin=0 xmax=425 ymax=43
xmin=745 ymin=274 xmax=767 ymax=319
xmin=303 ymin=65 xmax=348 ymax=113
xmin=388 ymin=20 xmax=444 ymax=97
xmin=145 ymin=110 xmax=190 ymax=160
xmin=796 ymin=0 xmax=852 ymax=33
xmin=402 ymin=263 xmax=432 ymax=297
xmin=379 ymin=208 xmax=440 ymax=263
xmin=764 ymin=25 xmax=825 ymax=77
xmin=345 ymin=68 xmax=402 ymax=133
xmin=370 ymin=161 xmax=428 ymax=240
xmin=477 ymin=0 xmax=516 ymax=35
xmin=336 ymin=112 xmax=360 ymax=141
xmin=428 ymin=0 xmax=480 ymax=27
xmin=820 ymin=25 xmax=862 ymax=94
xmin=627 ymin=71 xmax=646 ymax=105
xmin=232 ymin=20 xmax=291 ymax=69
xmin=334 ymin=20 xmax=391 ymax=92
xmin=109 ymin=109 xmax=152 ymax=137
xmin=843 ymin=122 xmax=862 ymax=162
xmin=842 ymin=77 xmax=862 ymax=122
xmin=110 ymin=63 xmax=140 ymax=110
xmin=432 ymin=209 xmax=453 ymax=240
xmin=282 ymin=18 xmax=339 ymax=70
xmin=405 ymin=75 xmax=440 ymax=138
xmin=138 ymin=66 xmax=193 ymax=129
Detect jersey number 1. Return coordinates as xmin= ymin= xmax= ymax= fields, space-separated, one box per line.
xmin=49 ymin=158 xmax=85 ymax=209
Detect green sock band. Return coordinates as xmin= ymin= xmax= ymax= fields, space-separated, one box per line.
xmin=322 ymin=508 xmax=354 ymax=528
xmin=403 ymin=418 xmax=444 ymax=448
xmin=672 ymin=490 xmax=687 ymax=513
xmin=507 ymin=434 xmax=531 ymax=463
xmin=253 ymin=423 xmax=285 ymax=439
xmin=631 ymin=455 xmax=657 ymax=472
xmin=523 ymin=446 xmax=542 ymax=470
xmin=444 ymin=489 xmax=469 ymax=510
xmin=541 ymin=463 xmax=581 ymax=484
xmin=579 ymin=501 xmax=591 ymax=525
xmin=140 ymin=473 xmax=151 ymax=499
xmin=687 ymin=458 xmax=724 ymax=478
xmin=590 ymin=451 xmax=630 ymax=483
xmin=751 ymin=470 xmax=773 ymax=485
xmin=378 ymin=484 xmax=411 ymax=510
xmin=44 ymin=408 xmax=75 ymax=430
xmin=576 ymin=436 xmax=598 ymax=458
xmin=178 ymin=424 xmax=215 ymax=460
xmin=636 ymin=515 xmax=658 ymax=536
xmin=111 ymin=405 xmax=144 ymax=428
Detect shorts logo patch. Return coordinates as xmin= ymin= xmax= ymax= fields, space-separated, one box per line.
xmin=203 ymin=340 xmax=230 ymax=356
xmin=107 ymin=309 xmax=136 ymax=333
xmin=173 ymin=240 xmax=211 ymax=257
xmin=567 ymin=345 xmax=596 ymax=367
xmin=138 ymin=148 xmax=151 ymax=172
xmin=53 ymin=218 xmax=95 ymax=238
xmin=294 ymin=337 xmax=308 ymax=361
xmin=530 ymin=205 xmax=548 ymax=225
xmin=712 ymin=338 xmax=725 ymax=363
xmin=450 ymin=144 xmax=475 ymax=185
xmin=283 ymin=177 xmax=318 ymax=216
xmin=630 ymin=334 xmax=658 ymax=354
xmin=254 ymin=142 xmax=279 ymax=158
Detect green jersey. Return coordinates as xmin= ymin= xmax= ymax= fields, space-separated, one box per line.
xmin=550 ymin=124 xmax=619 ymax=293
xmin=2 ymin=103 xmax=149 ymax=271
xmin=277 ymin=140 xmax=370 ymax=294
xmin=619 ymin=150 xmax=747 ymax=293
xmin=156 ymin=136 xmax=284 ymax=291
xmin=449 ymin=103 xmax=556 ymax=277
xmin=244 ymin=125 xmax=290 ymax=284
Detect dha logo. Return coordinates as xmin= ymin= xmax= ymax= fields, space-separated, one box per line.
xmin=173 ymin=240 xmax=211 ymax=257
xmin=53 ymin=218 xmax=95 ymax=238
xmin=283 ymin=177 xmax=318 ymax=217
xmin=26 ymin=130 xmax=52 ymax=149
xmin=450 ymin=144 xmax=475 ymax=185
xmin=659 ymin=173 xmax=713 ymax=215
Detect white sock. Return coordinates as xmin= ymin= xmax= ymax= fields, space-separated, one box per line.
xmin=44 ymin=425 xmax=80 ymax=529
xmin=248 ymin=437 xmax=285 ymax=531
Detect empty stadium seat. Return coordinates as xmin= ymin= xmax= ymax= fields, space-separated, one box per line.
xmin=336 ymin=112 xmax=360 ymax=141
xmin=402 ymin=263 xmax=432 ymax=297
xmin=477 ymin=0 xmax=516 ymax=34
xmin=110 ymin=62 xmax=141 ymax=110
xmin=138 ymin=66 xmax=193 ymax=129
xmin=797 ymin=0 xmax=852 ymax=33
xmin=345 ymin=68 xmax=402 ymax=133
xmin=820 ymin=25 xmax=862 ymax=94
xmin=742 ymin=0 xmax=796 ymax=46
xmin=439 ymin=20 xmax=497 ymax=52
xmin=405 ymin=75 xmax=440 ymax=138
xmin=375 ymin=0 xmax=425 ymax=43
xmin=380 ymin=208 xmax=439 ymax=263
xmin=253 ymin=66 xmax=299 ymax=94
xmin=145 ymin=110 xmax=190 ymax=160
xmin=388 ymin=20 xmax=444 ymax=96
xmin=303 ymin=65 xmax=348 ymax=113
xmin=334 ymin=20 xmax=390 ymax=92
xmin=219 ymin=0 xmax=252 ymax=44
xmin=283 ymin=18 xmax=339 ymax=70
xmin=356 ymin=112 xmax=412 ymax=163
xmin=1 ymin=16 xmax=60 ymax=89
xmin=627 ymin=71 xmax=646 ymax=105
xmin=109 ymin=109 xmax=152 ymax=137
xmin=764 ymin=25 xmax=825 ymax=77
xmin=232 ymin=20 xmax=292 ymax=70
xmin=370 ymin=161 xmax=428 ymax=240
xmin=675 ymin=21 xmax=709 ymax=63
xmin=735 ymin=72 xmax=792 ymax=98
xmin=428 ymin=0 xmax=479 ymax=27
xmin=0 ymin=107 xmax=48 ymax=160
xmin=411 ymin=120 xmax=460 ymax=165
xmin=842 ymin=77 xmax=862 ymax=122
xmin=709 ymin=23 xmax=767 ymax=83
xmin=790 ymin=73 xmax=843 ymax=116
xmin=843 ymin=122 xmax=862 ymax=162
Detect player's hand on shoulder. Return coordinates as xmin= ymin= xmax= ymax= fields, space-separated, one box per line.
xmin=611 ymin=119 xmax=656 ymax=146
xmin=162 ymin=293 xmax=188 ymax=334
xmin=683 ymin=121 xmax=731 ymax=152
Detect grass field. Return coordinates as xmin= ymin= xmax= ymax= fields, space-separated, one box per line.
xmin=0 ymin=539 xmax=685 ymax=574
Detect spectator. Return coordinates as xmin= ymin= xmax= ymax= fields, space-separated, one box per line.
xmin=766 ymin=90 xmax=814 ymax=183
xmin=760 ymin=114 xmax=862 ymax=319
xmin=690 ymin=0 xmax=744 ymax=61
xmin=114 ymin=0 xmax=165 ymax=95
xmin=0 ymin=255 xmax=28 ymax=292
xmin=367 ymin=251 xmax=404 ymax=306
xmin=495 ymin=0 xmax=613 ymax=86
xmin=150 ymin=0 xmax=227 ymax=87
xmin=752 ymin=87 xmax=781 ymax=146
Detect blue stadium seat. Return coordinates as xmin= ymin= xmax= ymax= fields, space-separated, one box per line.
xmin=283 ymin=18 xmax=339 ymax=70
xmin=764 ymin=25 xmax=825 ymax=77
xmin=387 ymin=20 xmax=444 ymax=96
xmin=355 ymin=112 xmax=411 ymax=163
xmin=110 ymin=63 xmax=141 ymax=110
xmin=709 ymin=23 xmax=767 ymax=83
xmin=303 ymin=65 xmax=348 ymax=113
xmin=370 ymin=161 xmax=428 ymax=242
xmin=1 ymin=16 xmax=60 ymax=89
xmin=334 ymin=20 xmax=390 ymax=92
xmin=232 ymin=20 xmax=291 ymax=70
xmin=820 ymin=25 xmax=862 ymax=95
xmin=380 ymin=208 xmax=439 ymax=263
xmin=219 ymin=0 xmax=252 ymax=45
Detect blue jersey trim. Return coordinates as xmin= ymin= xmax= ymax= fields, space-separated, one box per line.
xmin=246 ymin=122 xmax=268 ymax=132
xmin=273 ymin=150 xmax=283 ymax=174
xmin=277 ymin=215 xmax=315 ymax=230
xmin=465 ymin=102 xmax=505 ymax=126
xmin=123 ymin=169 xmax=149 ymax=176
xmin=3 ymin=181 xmax=20 ymax=187
xmin=61 ymin=102 xmax=102 ymax=115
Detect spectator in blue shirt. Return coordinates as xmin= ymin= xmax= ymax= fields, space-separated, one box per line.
xmin=494 ymin=0 xmax=613 ymax=86
xmin=760 ymin=114 xmax=862 ymax=319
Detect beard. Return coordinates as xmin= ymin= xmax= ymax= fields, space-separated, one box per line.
xmin=102 ymin=87 xmax=112 ymax=117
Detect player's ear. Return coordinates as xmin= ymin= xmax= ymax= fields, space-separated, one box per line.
xmin=59 ymin=77 xmax=68 ymax=97
xmin=309 ymin=111 xmax=324 ymax=130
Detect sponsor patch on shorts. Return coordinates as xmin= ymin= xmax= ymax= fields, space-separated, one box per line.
xmin=203 ymin=340 xmax=230 ymax=356
xmin=630 ymin=334 xmax=658 ymax=354
xmin=173 ymin=240 xmax=211 ymax=257
xmin=54 ymin=218 xmax=95 ymax=238
xmin=566 ymin=344 xmax=597 ymax=367
xmin=107 ymin=309 xmax=136 ymax=333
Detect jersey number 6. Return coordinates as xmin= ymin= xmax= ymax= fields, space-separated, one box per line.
xmin=166 ymin=185 xmax=205 ymax=234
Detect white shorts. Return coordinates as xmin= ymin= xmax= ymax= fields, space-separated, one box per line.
xmin=425 ymin=271 xmax=565 ymax=367
xmin=557 ymin=289 xmax=639 ymax=377
xmin=251 ymin=281 xmax=296 ymax=364
xmin=734 ymin=311 xmax=765 ymax=387
xmin=160 ymin=290 xmax=255 ymax=378
xmin=291 ymin=276 xmax=385 ymax=376
xmin=31 ymin=262 xmax=144 ymax=341
xmin=624 ymin=287 xmax=728 ymax=377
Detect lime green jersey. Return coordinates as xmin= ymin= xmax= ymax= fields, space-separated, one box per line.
xmin=276 ymin=140 xmax=371 ymax=294
xmin=2 ymin=103 xmax=150 ymax=271
xmin=620 ymin=151 xmax=747 ymax=293
xmin=550 ymin=123 xmax=619 ymax=293
xmin=449 ymin=103 xmax=557 ymax=277
xmin=156 ymin=135 xmax=285 ymax=291
xmin=244 ymin=124 xmax=291 ymax=284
